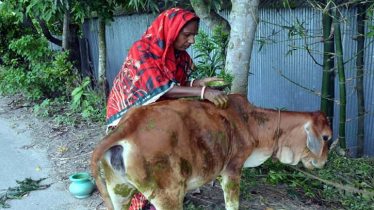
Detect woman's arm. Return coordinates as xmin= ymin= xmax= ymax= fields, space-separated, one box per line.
xmin=187 ymin=77 xmax=224 ymax=87
xmin=164 ymin=85 xmax=229 ymax=109
xmin=164 ymin=86 xmax=202 ymax=98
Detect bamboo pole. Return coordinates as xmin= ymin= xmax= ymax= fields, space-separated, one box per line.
xmin=333 ymin=9 xmax=346 ymax=149
xmin=321 ymin=0 xmax=335 ymax=126
xmin=356 ymin=4 xmax=366 ymax=157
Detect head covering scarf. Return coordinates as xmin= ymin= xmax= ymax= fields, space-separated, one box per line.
xmin=106 ymin=8 xmax=199 ymax=128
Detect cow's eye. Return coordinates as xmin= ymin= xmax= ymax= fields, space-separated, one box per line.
xmin=322 ymin=135 xmax=329 ymax=141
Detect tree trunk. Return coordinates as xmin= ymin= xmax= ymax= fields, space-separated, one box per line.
xmin=320 ymin=0 xmax=335 ymax=127
xmin=333 ymin=10 xmax=346 ymax=149
xmin=356 ymin=4 xmax=366 ymax=157
xmin=225 ymin=0 xmax=260 ymax=96
xmin=190 ymin=0 xmax=230 ymax=33
xmin=62 ymin=9 xmax=70 ymax=50
xmin=68 ymin=24 xmax=81 ymax=73
xmin=62 ymin=5 xmax=81 ymax=79
xmin=98 ymin=20 xmax=109 ymax=100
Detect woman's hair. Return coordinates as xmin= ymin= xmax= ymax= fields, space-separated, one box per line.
xmin=181 ymin=17 xmax=200 ymax=30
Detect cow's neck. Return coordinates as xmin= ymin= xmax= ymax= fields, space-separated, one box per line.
xmin=243 ymin=105 xmax=309 ymax=168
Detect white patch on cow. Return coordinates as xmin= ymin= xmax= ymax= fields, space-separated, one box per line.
xmin=277 ymin=146 xmax=294 ymax=164
xmin=187 ymin=178 xmax=208 ymax=191
xmin=243 ymin=148 xmax=273 ymax=168
xmin=221 ymin=175 xmax=240 ymax=210
xmin=117 ymin=140 xmax=133 ymax=174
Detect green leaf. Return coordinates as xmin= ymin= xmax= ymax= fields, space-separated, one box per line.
xmin=194 ymin=54 xmax=207 ymax=59
xmin=286 ymin=49 xmax=293 ymax=57
xmin=366 ymin=30 xmax=374 ymax=37
xmin=73 ymin=91 xmax=83 ymax=103
xmin=71 ymin=87 xmax=83 ymax=96
xmin=82 ymin=78 xmax=91 ymax=88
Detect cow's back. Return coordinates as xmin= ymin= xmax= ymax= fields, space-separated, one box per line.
xmin=117 ymin=95 xmax=252 ymax=189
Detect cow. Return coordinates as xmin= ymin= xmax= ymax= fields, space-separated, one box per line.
xmin=91 ymin=94 xmax=332 ymax=210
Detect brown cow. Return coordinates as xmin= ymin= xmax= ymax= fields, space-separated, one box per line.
xmin=91 ymin=94 xmax=332 ymax=210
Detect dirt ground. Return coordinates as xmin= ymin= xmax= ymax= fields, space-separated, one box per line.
xmin=0 ymin=94 xmax=339 ymax=210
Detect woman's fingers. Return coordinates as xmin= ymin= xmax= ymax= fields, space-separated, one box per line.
xmin=214 ymin=90 xmax=228 ymax=108
xmin=214 ymin=97 xmax=223 ymax=108
xmin=213 ymin=98 xmax=220 ymax=108
xmin=219 ymin=92 xmax=229 ymax=109
xmin=221 ymin=92 xmax=229 ymax=108
xmin=217 ymin=94 xmax=227 ymax=108
xmin=205 ymin=88 xmax=229 ymax=109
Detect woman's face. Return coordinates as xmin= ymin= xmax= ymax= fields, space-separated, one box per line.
xmin=174 ymin=20 xmax=199 ymax=51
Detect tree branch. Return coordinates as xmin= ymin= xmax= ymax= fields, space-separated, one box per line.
xmin=190 ymin=0 xmax=230 ymax=33
xmin=303 ymin=30 xmax=323 ymax=67
xmin=273 ymin=67 xmax=340 ymax=104
xmin=37 ymin=19 xmax=62 ymax=46
xmin=290 ymin=166 xmax=374 ymax=197
xmin=21 ymin=12 xmax=38 ymax=34
xmin=21 ymin=12 xmax=62 ymax=47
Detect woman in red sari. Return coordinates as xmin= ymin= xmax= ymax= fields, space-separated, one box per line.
xmin=106 ymin=8 xmax=229 ymax=210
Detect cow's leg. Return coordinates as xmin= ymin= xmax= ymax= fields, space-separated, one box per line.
xmin=102 ymin=148 xmax=139 ymax=210
xmin=220 ymin=171 xmax=241 ymax=210
xmin=106 ymin=177 xmax=138 ymax=210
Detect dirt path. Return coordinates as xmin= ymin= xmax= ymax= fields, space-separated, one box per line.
xmin=0 ymin=95 xmax=105 ymax=210
xmin=0 ymin=94 xmax=333 ymax=210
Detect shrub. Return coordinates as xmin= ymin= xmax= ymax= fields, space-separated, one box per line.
xmin=0 ymin=35 xmax=76 ymax=100
xmin=0 ymin=10 xmax=30 ymax=66
xmin=192 ymin=26 xmax=233 ymax=83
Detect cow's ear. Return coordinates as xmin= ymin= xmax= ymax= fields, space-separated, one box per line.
xmin=304 ymin=122 xmax=323 ymax=157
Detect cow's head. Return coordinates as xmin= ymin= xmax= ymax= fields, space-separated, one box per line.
xmin=301 ymin=111 xmax=332 ymax=169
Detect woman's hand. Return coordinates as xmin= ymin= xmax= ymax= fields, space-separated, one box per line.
xmin=203 ymin=87 xmax=229 ymax=109
xmin=196 ymin=77 xmax=224 ymax=87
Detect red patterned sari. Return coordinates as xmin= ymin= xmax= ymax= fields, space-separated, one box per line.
xmin=106 ymin=8 xmax=199 ymax=129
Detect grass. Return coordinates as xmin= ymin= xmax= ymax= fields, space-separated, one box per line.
xmin=240 ymin=151 xmax=374 ymax=210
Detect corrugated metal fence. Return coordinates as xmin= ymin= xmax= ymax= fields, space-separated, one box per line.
xmin=81 ymin=8 xmax=374 ymax=157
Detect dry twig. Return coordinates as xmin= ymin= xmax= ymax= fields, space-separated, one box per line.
xmin=52 ymin=151 xmax=93 ymax=160
xmin=290 ymin=166 xmax=374 ymax=197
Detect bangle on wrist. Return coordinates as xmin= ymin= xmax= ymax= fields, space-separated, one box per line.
xmin=201 ymin=86 xmax=207 ymax=99
xmin=190 ymin=79 xmax=195 ymax=87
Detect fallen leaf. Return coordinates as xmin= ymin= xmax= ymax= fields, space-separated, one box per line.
xmin=36 ymin=166 xmax=41 ymax=171
xmin=57 ymin=147 xmax=68 ymax=152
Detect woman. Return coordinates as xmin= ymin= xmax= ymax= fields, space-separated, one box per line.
xmin=106 ymin=8 xmax=229 ymax=210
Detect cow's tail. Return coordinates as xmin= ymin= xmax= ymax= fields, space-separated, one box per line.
xmin=91 ymin=123 xmax=132 ymax=210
